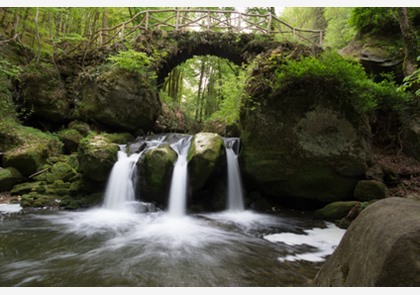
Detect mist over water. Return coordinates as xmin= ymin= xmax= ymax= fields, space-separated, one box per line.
xmin=0 ymin=134 xmax=346 ymax=286
xmin=0 ymin=207 xmax=345 ymax=286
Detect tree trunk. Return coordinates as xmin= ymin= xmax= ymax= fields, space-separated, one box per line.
xmin=195 ymin=59 xmax=206 ymax=122
xmin=34 ymin=8 xmax=41 ymax=62
xmin=397 ymin=7 xmax=418 ymax=76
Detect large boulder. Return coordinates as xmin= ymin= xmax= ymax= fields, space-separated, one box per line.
xmin=240 ymin=52 xmax=372 ymax=204
xmin=187 ymin=132 xmax=225 ymax=192
xmin=77 ymin=134 xmax=119 ymax=182
xmin=19 ymin=62 xmax=71 ymax=124
xmin=314 ymin=197 xmax=420 ymax=287
xmin=75 ymin=67 xmax=161 ymax=132
xmin=136 ymin=144 xmax=178 ymax=205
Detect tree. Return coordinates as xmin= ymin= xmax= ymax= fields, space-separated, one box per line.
xmin=397 ymin=7 xmax=418 ymax=76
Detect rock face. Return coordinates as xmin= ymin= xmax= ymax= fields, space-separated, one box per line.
xmin=240 ymin=102 xmax=372 ymax=203
xmin=75 ymin=67 xmax=161 ymax=132
xmin=314 ymin=198 xmax=420 ymax=287
xmin=187 ymin=132 xmax=225 ymax=192
xmin=136 ymin=144 xmax=178 ymax=205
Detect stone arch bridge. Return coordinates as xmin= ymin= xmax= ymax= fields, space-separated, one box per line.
xmin=60 ymin=9 xmax=323 ymax=85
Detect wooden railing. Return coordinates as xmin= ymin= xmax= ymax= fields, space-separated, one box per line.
xmin=71 ymin=9 xmax=323 ymax=56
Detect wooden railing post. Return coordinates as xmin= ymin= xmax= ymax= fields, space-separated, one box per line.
xmin=267 ymin=13 xmax=272 ymax=33
xmin=145 ymin=11 xmax=149 ymax=30
xmin=176 ymin=10 xmax=179 ymax=31
xmin=207 ymin=10 xmax=210 ymax=30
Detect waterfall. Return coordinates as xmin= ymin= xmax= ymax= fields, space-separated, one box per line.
xmin=225 ymin=138 xmax=245 ymax=211
xmin=167 ymin=136 xmax=192 ymax=218
xmin=103 ymin=145 xmax=140 ymax=212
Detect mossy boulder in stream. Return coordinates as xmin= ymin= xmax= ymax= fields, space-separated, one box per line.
xmin=240 ymin=51 xmax=373 ymax=204
xmin=75 ymin=66 xmax=161 ymax=132
xmin=77 ymin=134 xmax=119 ymax=182
xmin=187 ymin=132 xmax=225 ymax=192
xmin=136 ymin=144 xmax=177 ymax=205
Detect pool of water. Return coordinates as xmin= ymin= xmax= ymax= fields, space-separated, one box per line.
xmin=0 ymin=206 xmax=345 ymax=287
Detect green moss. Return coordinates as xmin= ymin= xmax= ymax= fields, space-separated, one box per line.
xmin=68 ymin=121 xmax=91 ymax=136
xmin=10 ymin=181 xmax=44 ymax=195
xmin=20 ymin=192 xmax=58 ymax=208
xmin=142 ymin=144 xmax=177 ymax=189
xmin=1 ymin=120 xmax=63 ymax=176
xmin=45 ymin=162 xmax=78 ymax=184
xmin=103 ymin=132 xmax=135 ymax=144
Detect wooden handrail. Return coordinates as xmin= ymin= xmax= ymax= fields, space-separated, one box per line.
xmin=67 ymin=9 xmax=323 ymax=61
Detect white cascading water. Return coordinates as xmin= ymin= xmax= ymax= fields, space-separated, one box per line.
xmin=102 ymin=145 xmax=141 ymax=212
xmin=225 ymin=138 xmax=245 ymax=211
xmin=167 ymin=136 xmax=192 ymax=218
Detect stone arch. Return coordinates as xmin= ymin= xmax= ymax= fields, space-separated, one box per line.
xmin=133 ymin=30 xmax=284 ymax=86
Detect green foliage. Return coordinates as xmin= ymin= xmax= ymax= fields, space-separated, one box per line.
xmin=0 ymin=59 xmax=22 ymax=79
xmin=281 ymin=7 xmax=327 ymax=30
xmin=398 ymin=56 xmax=420 ymax=97
xmin=107 ymin=49 xmax=156 ymax=78
xmin=207 ymin=66 xmax=247 ymax=125
xmin=349 ymin=8 xmax=399 ymax=34
xmin=323 ymin=8 xmax=356 ymax=49
xmin=273 ymin=52 xmax=410 ymax=114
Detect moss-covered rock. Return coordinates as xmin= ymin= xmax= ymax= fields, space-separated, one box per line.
xmin=75 ymin=66 xmax=161 ymax=132
xmin=0 ymin=167 xmax=24 ymax=192
xmin=187 ymin=132 xmax=225 ymax=192
xmin=45 ymin=161 xmax=78 ymax=184
xmin=56 ymin=128 xmax=83 ymax=153
xmin=68 ymin=121 xmax=91 ymax=136
xmin=103 ymin=132 xmax=135 ymax=144
xmin=77 ymin=134 xmax=118 ymax=182
xmin=314 ymin=201 xmax=361 ymax=221
xmin=20 ymin=192 xmax=59 ymax=208
xmin=136 ymin=144 xmax=177 ymax=204
xmin=10 ymin=181 xmax=44 ymax=195
xmin=354 ymin=180 xmax=387 ymax=201
xmin=239 ymin=50 xmax=372 ymax=204
xmin=1 ymin=120 xmax=63 ymax=177
xmin=19 ymin=62 xmax=71 ymax=124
